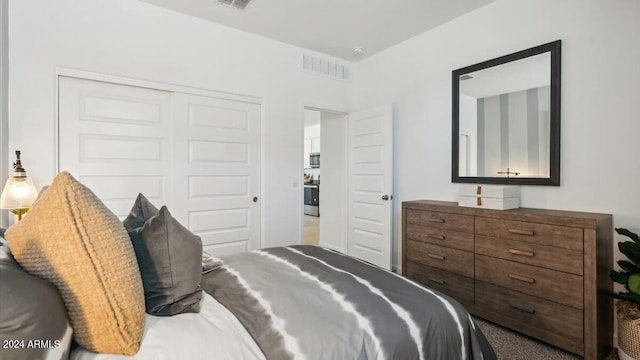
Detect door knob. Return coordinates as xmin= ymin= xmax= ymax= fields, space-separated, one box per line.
xmin=382 ymin=195 xmax=392 ymax=201
xmin=252 ymin=197 xmax=258 ymax=203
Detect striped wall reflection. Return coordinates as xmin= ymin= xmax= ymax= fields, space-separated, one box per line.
xmin=477 ymin=85 xmax=550 ymax=177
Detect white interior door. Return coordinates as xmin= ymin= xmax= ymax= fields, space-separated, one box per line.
xmin=172 ymin=93 xmax=261 ymax=256
xmin=347 ymin=105 xmax=393 ymax=270
xmin=58 ymin=76 xmax=173 ymax=218
xmin=59 ymin=76 xmax=261 ymax=256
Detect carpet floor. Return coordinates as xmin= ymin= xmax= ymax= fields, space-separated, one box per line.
xmin=474 ymin=317 xmax=619 ymax=360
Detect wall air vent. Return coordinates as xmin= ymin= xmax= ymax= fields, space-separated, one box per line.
xmin=302 ymin=54 xmax=350 ymax=81
xmin=218 ymin=0 xmax=255 ymax=11
xmin=460 ymin=74 xmax=474 ymax=81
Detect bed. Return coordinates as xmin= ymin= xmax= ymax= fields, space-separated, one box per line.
xmin=1 ymin=173 xmax=494 ymax=360
xmin=71 ymin=246 xmax=495 ymax=360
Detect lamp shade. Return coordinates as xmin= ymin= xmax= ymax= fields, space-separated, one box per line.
xmin=0 ymin=176 xmax=38 ymax=210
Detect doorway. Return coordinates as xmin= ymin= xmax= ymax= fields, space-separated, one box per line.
xmin=300 ymin=104 xmax=394 ymax=270
xmin=302 ymin=108 xmax=347 ymax=248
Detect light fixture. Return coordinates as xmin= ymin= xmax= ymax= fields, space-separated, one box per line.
xmin=0 ymin=151 xmax=38 ymax=221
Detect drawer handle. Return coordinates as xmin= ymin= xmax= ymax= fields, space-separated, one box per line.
xmin=509 ymin=303 xmax=536 ymax=314
xmin=509 ymin=273 xmax=536 ymax=284
xmin=428 ymin=278 xmax=446 ymax=285
xmin=508 ymin=228 xmax=535 ymax=236
xmin=509 ymin=249 xmax=535 ymax=257
xmin=427 ymin=234 xmax=445 ymax=240
xmin=428 ymin=254 xmax=446 ymax=261
xmin=427 ymin=218 xmax=445 ymax=223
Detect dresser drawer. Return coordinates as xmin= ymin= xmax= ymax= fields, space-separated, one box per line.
xmin=475 ymin=235 xmax=583 ymax=275
xmin=475 ymin=217 xmax=583 ymax=251
xmin=406 ymin=261 xmax=474 ymax=307
xmin=406 ymin=223 xmax=474 ymax=252
xmin=475 ymin=255 xmax=583 ymax=308
xmin=406 ymin=209 xmax=473 ymax=233
xmin=475 ymin=281 xmax=583 ymax=355
xmin=407 ymin=240 xmax=474 ymax=277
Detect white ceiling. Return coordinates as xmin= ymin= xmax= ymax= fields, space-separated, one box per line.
xmin=461 ymin=53 xmax=551 ymax=98
xmin=137 ymin=0 xmax=494 ymax=61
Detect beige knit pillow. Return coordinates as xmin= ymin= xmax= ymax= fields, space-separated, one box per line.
xmin=5 ymin=172 xmax=144 ymax=355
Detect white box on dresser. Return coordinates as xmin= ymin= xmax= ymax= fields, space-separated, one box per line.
xmin=458 ymin=184 xmax=520 ymax=210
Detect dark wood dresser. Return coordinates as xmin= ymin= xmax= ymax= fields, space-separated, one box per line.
xmin=402 ymin=200 xmax=613 ymax=360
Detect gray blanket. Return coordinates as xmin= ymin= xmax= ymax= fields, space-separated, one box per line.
xmin=201 ymin=245 xmax=495 ymax=360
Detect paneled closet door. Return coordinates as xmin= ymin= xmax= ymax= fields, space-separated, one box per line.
xmin=58 ymin=76 xmax=262 ymax=256
xmin=172 ymin=93 xmax=261 ymax=256
xmin=58 ymin=76 xmax=174 ymax=219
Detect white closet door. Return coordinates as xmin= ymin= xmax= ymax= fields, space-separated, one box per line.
xmin=172 ymin=93 xmax=261 ymax=256
xmin=59 ymin=76 xmax=262 ymax=256
xmin=58 ymin=76 xmax=173 ymax=218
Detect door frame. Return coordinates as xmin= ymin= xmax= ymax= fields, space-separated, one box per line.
xmin=55 ymin=67 xmax=266 ymax=249
xmin=299 ymin=102 xmax=348 ymax=252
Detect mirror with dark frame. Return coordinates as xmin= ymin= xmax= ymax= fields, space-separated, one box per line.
xmin=452 ymin=40 xmax=561 ymax=186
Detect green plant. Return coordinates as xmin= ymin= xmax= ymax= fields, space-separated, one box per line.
xmin=610 ymin=228 xmax=640 ymax=305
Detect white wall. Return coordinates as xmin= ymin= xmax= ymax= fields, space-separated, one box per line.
xmin=319 ymin=111 xmax=347 ymax=252
xmin=0 ymin=0 xmax=8 ymax=228
xmin=7 ymin=0 xmax=352 ymax=247
xmin=353 ymin=0 xmax=640 ymax=269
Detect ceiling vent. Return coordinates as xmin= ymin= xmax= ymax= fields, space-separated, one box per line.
xmin=302 ymin=54 xmax=350 ymax=81
xmin=218 ymin=0 xmax=255 ymax=11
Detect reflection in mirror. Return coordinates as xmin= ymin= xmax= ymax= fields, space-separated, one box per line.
xmin=452 ymin=40 xmax=561 ymax=186
xmin=459 ymin=53 xmax=550 ymax=178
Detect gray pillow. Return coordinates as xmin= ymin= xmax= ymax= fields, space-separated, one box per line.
xmin=123 ymin=195 xmax=203 ymax=316
xmin=0 ymin=230 xmax=73 ymax=360
xmin=123 ymin=193 xmax=159 ymax=231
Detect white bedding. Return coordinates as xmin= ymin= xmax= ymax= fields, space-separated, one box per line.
xmin=70 ymin=293 xmax=265 ymax=360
